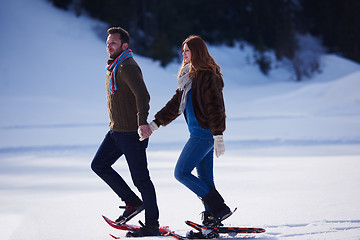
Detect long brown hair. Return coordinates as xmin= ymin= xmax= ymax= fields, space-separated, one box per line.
xmin=178 ymin=35 xmax=221 ymax=78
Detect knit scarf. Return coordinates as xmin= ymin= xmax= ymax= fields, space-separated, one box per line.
xmin=177 ymin=63 xmax=191 ymax=114
xmin=107 ymin=49 xmax=134 ymax=94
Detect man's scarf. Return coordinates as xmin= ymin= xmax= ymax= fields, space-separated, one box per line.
xmin=177 ymin=63 xmax=191 ymax=114
xmin=107 ymin=49 xmax=134 ymax=94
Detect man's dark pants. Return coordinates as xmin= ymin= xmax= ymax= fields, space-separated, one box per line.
xmin=91 ymin=130 xmax=159 ymax=225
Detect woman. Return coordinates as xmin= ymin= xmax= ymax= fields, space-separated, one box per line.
xmin=145 ymin=35 xmax=231 ymax=226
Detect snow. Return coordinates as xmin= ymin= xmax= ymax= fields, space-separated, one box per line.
xmin=1 ymin=0 xmax=360 ymax=239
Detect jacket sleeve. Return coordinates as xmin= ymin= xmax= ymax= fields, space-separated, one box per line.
xmin=153 ymin=89 xmax=182 ymax=127
xmin=120 ymin=64 xmax=150 ymax=126
xmin=202 ymin=73 xmax=226 ymax=135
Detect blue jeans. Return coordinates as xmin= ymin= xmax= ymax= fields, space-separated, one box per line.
xmin=174 ymin=136 xmax=215 ymax=199
xmin=91 ymin=131 xmax=159 ymax=225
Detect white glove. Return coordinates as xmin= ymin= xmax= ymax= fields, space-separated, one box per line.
xmin=138 ymin=127 xmax=145 ymax=141
xmin=149 ymin=121 xmax=159 ymax=132
xmin=213 ymin=135 xmax=225 ymax=157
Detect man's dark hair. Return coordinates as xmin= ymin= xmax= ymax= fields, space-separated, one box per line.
xmin=107 ymin=27 xmax=130 ymax=45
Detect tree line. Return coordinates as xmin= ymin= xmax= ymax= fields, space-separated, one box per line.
xmin=49 ymin=0 xmax=360 ymax=80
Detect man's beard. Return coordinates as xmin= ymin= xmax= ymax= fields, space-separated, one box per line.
xmin=110 ymin=48 xmax=124 ymax=59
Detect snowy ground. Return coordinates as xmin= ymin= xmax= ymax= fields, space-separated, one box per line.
xmin=1 ymin=0 xmax=360 ymax=239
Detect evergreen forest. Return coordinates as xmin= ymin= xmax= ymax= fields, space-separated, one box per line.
xmin=48 ymin=0 xmax=360 ymax=80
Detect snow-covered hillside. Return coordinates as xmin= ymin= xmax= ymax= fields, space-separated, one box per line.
xmin=1 ymin=0 xmax=360 ymax=239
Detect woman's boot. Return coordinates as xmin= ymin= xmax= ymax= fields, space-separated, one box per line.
xmin=202 ymin=187 xmax=232 ymax=225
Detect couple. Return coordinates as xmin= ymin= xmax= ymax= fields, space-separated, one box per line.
xmin=91 ymin=27 xmax=231 ymax=237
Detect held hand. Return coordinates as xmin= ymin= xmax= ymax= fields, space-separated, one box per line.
xmin=138 ymin=124 xmax=152 ymax=141
xmin=213 ymin=135 xmax=225 ymax=157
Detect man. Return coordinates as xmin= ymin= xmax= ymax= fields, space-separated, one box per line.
xmin=91 ymin=27 xmax=160 ymax=237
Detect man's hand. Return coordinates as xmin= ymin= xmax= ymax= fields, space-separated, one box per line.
xmin=138 ymin=124 xmax=152 ymax=141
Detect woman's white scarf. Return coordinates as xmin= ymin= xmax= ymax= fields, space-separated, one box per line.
xmin=177 ymin=64 xmax=191 ymax=114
